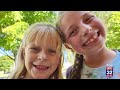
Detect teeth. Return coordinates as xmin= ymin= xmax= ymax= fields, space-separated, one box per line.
xmin=90 ymin=38 xmax=94 ymax=42
xmin=93 ymin=35 xmax=97 ymax=39
xmin=84 ymin=33 xmax=98 ymax=46
xmin=93 ymin=34 xmax=97 ymax=39
xmin=85 ymin=42 xmax=89 ymax=45
xmin=36 ymin=65 xmax=47 ymax=69
xmin=86 ymin=41 xmax=90 ymax=45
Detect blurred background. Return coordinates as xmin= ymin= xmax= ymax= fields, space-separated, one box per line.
xmin=0 ymin=11 xmax=120 ymax=79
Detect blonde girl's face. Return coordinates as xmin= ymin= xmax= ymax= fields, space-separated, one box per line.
xmin=24 ymin=38 xmax=61 ymax=79
xmin=60 ymin=11 xmax=106 ymax=55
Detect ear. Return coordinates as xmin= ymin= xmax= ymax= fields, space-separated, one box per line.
xmin=64 ymin=43 xmax=72 ymax=50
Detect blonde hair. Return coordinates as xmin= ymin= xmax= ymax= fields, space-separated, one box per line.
xmin=8 ymin=23 xmax=63 ymax=79
xmin=56 ymin=11 xmax=67 ymax=43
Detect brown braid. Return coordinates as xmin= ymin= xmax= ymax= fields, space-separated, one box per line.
xmin=70 ymin=54 xmax=84 ymax=79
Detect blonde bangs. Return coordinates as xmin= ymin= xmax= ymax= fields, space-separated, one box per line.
xmin=35 ymin=25 xmax=62 ymax=53
xmin=25 ymin=23 xmax=62 ymax=53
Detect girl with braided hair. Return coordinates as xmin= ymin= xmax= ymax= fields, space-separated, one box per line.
xmin=56 ymin=11 xmax=120 ymax=79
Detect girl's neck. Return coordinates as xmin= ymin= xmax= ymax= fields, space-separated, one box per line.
xmin=84 ymin=47 xmax=116 ymax=68
xmin=22 ymin=72 xmax=33 ymax=79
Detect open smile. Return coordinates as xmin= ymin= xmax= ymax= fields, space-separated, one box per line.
xmin=33 ymin=64 xmax=49 ymax=71
xmin=83 ymin=31 xmax=100 ymax=47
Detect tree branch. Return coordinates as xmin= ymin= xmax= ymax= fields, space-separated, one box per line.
xmin=0 ymin=48 xmax=14 ymax=60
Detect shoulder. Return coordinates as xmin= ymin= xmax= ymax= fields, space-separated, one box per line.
xmin=116 ymin=50 xmax=120 ymax=53
xmin=113 ymin=50 xmax=120 ymax=57
xmin=112 ymin=50 xmax=120 ymax=65
xmin=116 ymin=50 xmax=120 ymax=56
xmin=117 ymin=50 xmax=120 ymax=52
xmin=66 ymin=65 xmax=73 ymax=79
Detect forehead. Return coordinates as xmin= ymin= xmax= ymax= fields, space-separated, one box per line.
xmin=62 ymin=11 xmax=90 ymax=21
xmin=61 ymin=11 xmax=90 ymax=28
xmin=26 ymin=29 xmax=60 ymax=48
xmin=27 ymin=37 xmax=58 ymax=49
xmin=62 ymin=11 xmax=90 ymax=20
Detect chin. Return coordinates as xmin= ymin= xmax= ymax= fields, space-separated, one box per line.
xmin=33 ymin=75 xmax=49 ymax=79
xmin=33 ymin=76 xmax=49 ymax=79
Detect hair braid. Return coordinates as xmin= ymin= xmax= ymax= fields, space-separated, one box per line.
xmin=70 ymin=54 xmax=84 ymax=79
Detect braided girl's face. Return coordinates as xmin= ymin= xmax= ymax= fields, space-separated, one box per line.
xmin=60 ymin=11 xmax=106 ymax=55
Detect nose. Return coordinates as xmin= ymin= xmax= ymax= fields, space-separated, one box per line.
xmin=37 ymin=51 xmax=47 ymax=61
xmin=80 ymin=23 xmax=92 ymax=37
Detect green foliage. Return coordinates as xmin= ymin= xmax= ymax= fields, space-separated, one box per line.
xmin=0 ymin=11 xmax=22 ymax=28
xmin=0 ymin=11 xmax=57 ymax=60
xmin=106 ymin=12 xmax=120 ymax=50
xmin=92 ymin=11 xmax=112 ymax=27
xmin=0 ymin=56 xmax=14 ymax=72
xmin=92 ymin=11 xmax=120 ymax=50
xmin=2 ymin=21 xmax=29 ymax=58
xmin=21 ymin=11 xmax=56 ymax=25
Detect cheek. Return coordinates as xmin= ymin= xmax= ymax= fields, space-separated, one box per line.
xmin=25 ymin=54 xmax=32 ymax=61
xmin=93 ymin=19 xmax=106 ymax=37
xmin=69 ymin=37 xmax=81 ymax=49
xmin=50 ymin=56 xmax=60 ymax=68
xmin=24 ymin=51 xmax=36 ymax=66
xmin=69 ymin=38 xmax=86 ymax=54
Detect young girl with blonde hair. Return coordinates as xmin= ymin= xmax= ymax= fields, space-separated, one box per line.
xmin=8 ymin=23 xmax=63 ymax=79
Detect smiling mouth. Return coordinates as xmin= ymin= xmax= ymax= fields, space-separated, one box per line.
xmin=83 ymin=31 xmax=100 ymax=47
xmin=33 ymin=65 xmax=49 ymax=71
